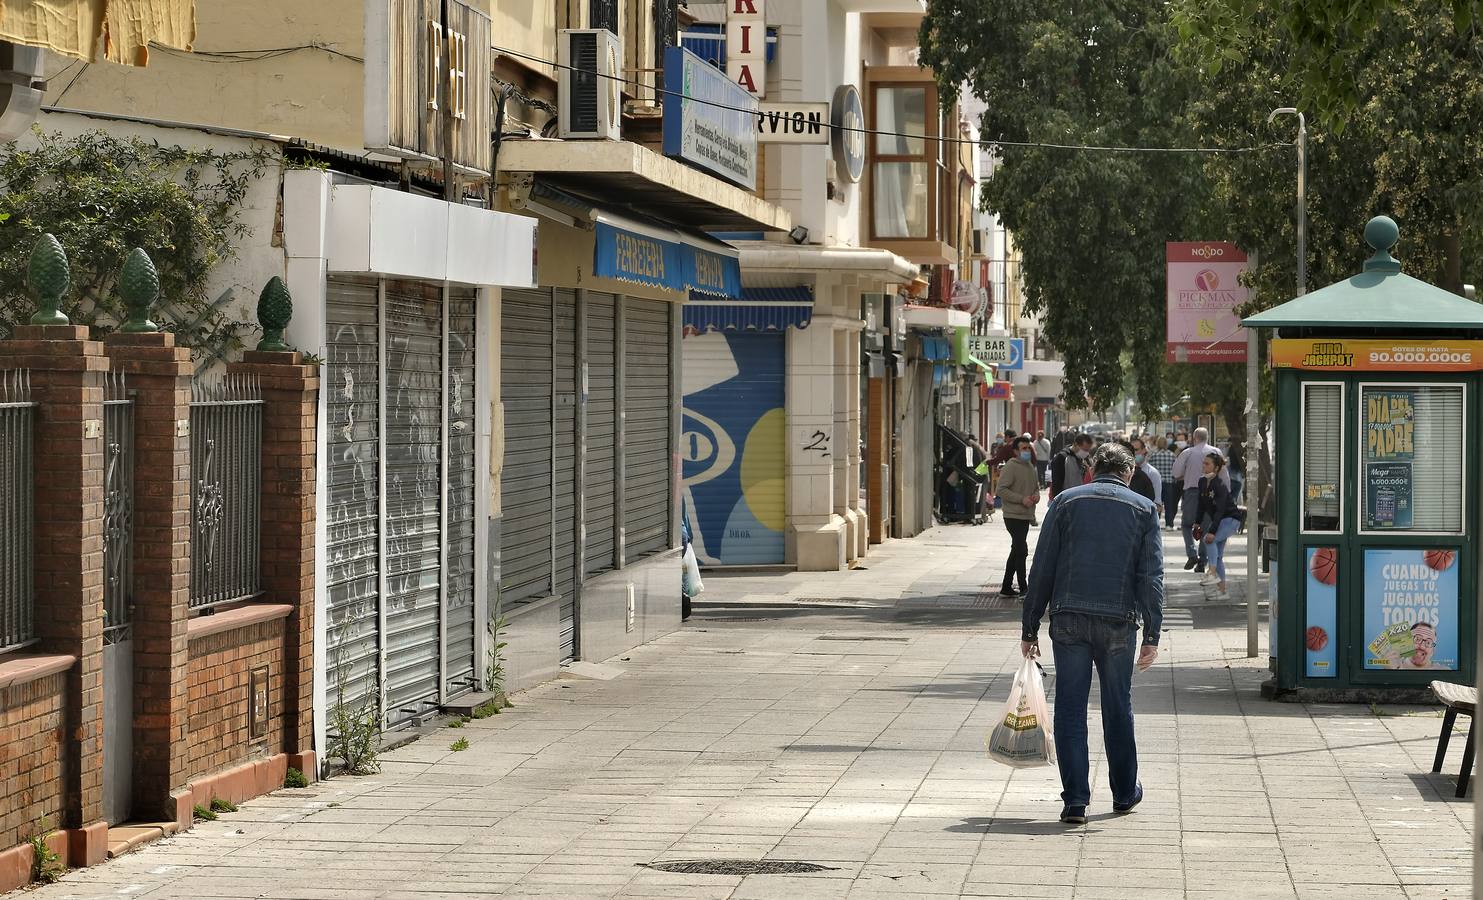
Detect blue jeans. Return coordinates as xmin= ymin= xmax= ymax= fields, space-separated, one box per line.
xmin=1050 ymin=611 xmax=1140 ymax=809
xmin=1204 ymin=516 xmax=1242 ymax=581
xmin=1180 ymin=488 xmax=1206 ymax=562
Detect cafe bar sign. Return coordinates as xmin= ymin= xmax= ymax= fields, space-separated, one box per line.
xmin=663 ymin=46 xmax=759 ymax=189
xmin=1270 ymin=338 xmax=1483 ymax=372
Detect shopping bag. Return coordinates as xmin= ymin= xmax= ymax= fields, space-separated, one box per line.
xmin=986 ymin=657 xmax=1056 ymax=768
xmin=681 ymin=544 xmax=704 ymax=598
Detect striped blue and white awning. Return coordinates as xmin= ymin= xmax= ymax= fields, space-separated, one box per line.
xmin=684 ymin=286 xmax=814 ymax=332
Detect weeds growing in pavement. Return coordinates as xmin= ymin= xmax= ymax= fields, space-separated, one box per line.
xmin=284 ymin=768 xmax=309 ymax=789
xmin=210 ymin=797 xmax=237 ymax=814
xmin=450 ymin=737 xmax=470 ymax=752
xmin=192 ymin=804 xmax=217 ymax=822
xmin=29 ymin=819 xmax=64 ymax=884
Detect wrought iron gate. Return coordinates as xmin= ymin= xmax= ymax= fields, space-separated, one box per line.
xmin=0 ymin=370 xmax=34 ymax=653
xmin=189 ymin=375 xmax=263 ymax=609
xmin=101 ymin=370 xmax=135 ymax=824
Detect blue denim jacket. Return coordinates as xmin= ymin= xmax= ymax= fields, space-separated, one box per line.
xmin=1022 ymin=475 xmax=1166 ymax=646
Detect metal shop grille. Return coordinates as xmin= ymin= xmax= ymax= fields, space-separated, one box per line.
xmin=0 ymin=370 xmax=34 ymax=652
xmin=189 ymin=374 xmax=263 ymax=610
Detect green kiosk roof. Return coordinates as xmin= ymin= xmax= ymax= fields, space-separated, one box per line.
xmin=1243 ymin=216 xmax=1483 ymax=330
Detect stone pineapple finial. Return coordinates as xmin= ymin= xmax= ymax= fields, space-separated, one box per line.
xmin=28 ymin=233 xmax=71 ymax=326
xmin=118 ymin=248 xmax=161 ymax=333
xmin=256 ymin=275 xmax=294 ymax=352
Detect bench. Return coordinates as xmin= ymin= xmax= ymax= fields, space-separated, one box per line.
xmin=1429 ymin=680 xmax=1475 ymax=798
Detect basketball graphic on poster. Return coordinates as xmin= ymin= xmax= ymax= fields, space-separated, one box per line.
xmin=1309 ymin=547 xmax=1337 ymax=585
xmin=1424 ymin=549 xmax=1456 ymax=572
xmin=1305 ymin=626 xmax=1329 ymax=652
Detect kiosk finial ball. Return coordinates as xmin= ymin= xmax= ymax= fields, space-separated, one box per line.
xmin=1364 ymin=215 xmax=1399 ymax=252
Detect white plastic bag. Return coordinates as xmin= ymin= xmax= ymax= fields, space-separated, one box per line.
xmin=986 ymin=657 xmax=1056 ymax=768
xmin=682 ymin=544 xmax=704 ymax=597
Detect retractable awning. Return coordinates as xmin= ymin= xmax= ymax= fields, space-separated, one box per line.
xmin=684 ymin=285 xmax=814 ymax=332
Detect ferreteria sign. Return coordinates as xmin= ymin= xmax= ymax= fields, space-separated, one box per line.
xmin=663 ymin=46 xmax=759 ymax=189
xmin=1270 ymin=338 xmax=1483 ymax=372
xmin=755 ymin=101 xmax=829 ymax=144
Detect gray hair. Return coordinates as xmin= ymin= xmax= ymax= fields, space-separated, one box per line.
xmin=1091 ymin=442 xmax=1135 ymax=477
xmin=1193 ymin=426 xmax=1209 ymax=442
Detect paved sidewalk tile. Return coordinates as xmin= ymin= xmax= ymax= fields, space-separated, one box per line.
xmin=14 ymin=524 xmax=1472 ymax=899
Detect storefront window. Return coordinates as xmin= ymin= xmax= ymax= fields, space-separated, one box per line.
xmin=1302 ymin=383 xmax=1342 ymax=532
xmin=1360 ymin=384 xmax=1465 ymax=532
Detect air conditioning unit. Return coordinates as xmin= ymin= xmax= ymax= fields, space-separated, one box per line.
xmin=559 ymin=29 xmax=622 ymax=141
xmin=971 ymin=227 xmax=989 ymax=258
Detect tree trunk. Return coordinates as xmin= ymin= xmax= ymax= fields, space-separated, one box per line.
xmin=1257 ymin=415 xmax=1276 ymax=524
xmin=1441 ymin=230 xmax=1463 ymax=295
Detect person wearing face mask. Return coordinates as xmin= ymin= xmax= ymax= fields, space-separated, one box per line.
xmin=1049 ymin=433 xmax=1095 ymax=499
xmin=1125 ymin=438 xmax=1161 ymax=514
xmin=995 ymin=436 xmax=1040 ymax=597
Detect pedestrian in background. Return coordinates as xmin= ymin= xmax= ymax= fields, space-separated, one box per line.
xmin=1033 ymin=430 xmax=1052 ymax=486
xmin=1195 ymin=452 xmax=1243 ymax=595
xmin=996 ymin=435 xmax=1040 ymax=598
xmin=1021 ymin=442 xmax=1163 ymax=825
xmin=1147 ymin=437 xmax=1177 ymax=530
xmin=1172 ymin=427 xmax=1228 ymax=572
xmin=1226 ymin=439 xmax=1246 ymax=503
xmin=1049 ymin=433 xmax=1094 ymax=498
xmin=1129 ymin=437 xmax=1163 ymax=522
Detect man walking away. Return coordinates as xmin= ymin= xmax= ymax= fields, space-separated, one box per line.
xmin=1033 ymin=430 xmax=1052 ymax=486
xmin=1049 ymin=433 xmax=1094 ymax=499
xmin=996 ymin=436 xmax=1040 ymax=597
xmin=1171 ymin=427 xmax=1228 ymax=571
xmin=1022 ymin=443 xmax=1164 ymax=825
xmin=1147 ymin=437 xmax=1178 ymax=529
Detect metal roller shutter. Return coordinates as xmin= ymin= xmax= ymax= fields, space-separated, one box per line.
xmin=444 ymin=288 xmax=478 ymax=696
xmin=324 ymin=278 xmax=382 ymax=717
xmin=383 ymin=280 xmax=444 ymax=725
xmin=553 ymin=290 xmax=578 ymax=659
xmin=585 ymin=292 xmax=618 ymax=576
xmin=500 ymin=288 xmax=555 ymax=607
xmin=623 ymin=297 xmax=674 ymax=560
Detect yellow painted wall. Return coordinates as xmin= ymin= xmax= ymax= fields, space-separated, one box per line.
xmin=44 ymin=0 xmax=365 ymax=153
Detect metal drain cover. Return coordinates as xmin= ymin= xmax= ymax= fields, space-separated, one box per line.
xmin=643 ymin=859 xmax=838 ymax=876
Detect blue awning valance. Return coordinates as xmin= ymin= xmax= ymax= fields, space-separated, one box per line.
xmin=593 ymin=219 xmax=742 ymax=297
xmin=684 ymin=286 xmax=815 ymax=332
xmin=919 ymin=336 xmax=952 ymax=361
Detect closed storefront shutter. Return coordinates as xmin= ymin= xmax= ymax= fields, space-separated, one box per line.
xmin=623 ymin=297 xmax=674 ymax=560
xmin=444 ymin=288 xmax=478 ymax=695
xmin=383 ymin=280 xmax=444 ymax=725
xmin=324 ymin=278 xmax=382 ymax=717
xmin=681 ymin=332 xmax=786 ymax=564
xmin=500 ymin=289 xmax=556 ymax=605
xmin=585 ymin=292 xmax=619 ymax=576
xmin=553 ymin=289 xmax=579 ymax=659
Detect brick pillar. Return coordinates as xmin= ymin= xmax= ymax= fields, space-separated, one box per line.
xmin=104 ymin=333 xmax=192 ymax=824
xmin=229 ymin=351 xmax=318 ymax=775
xmin=0 ymin=325 xmax=108 ymax=854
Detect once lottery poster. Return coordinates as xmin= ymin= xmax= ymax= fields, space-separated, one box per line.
xmin=1304 ymin=548 xmax=1338 ymax=678
xmin=1363 ymin=390 xmax=1415 ymax=530
xmin=1363 ymin=548 xmax=1459 ymax=671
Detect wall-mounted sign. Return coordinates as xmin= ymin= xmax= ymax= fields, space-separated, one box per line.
xmin=663 ymin=46 xmax=759 ymax=190
xmin=1166 ymin=241 xmax=1248 ymax=363
xmin=968 ymin=335 xmax=1023 ymax=369
xmin=1364 ymin=547 xmax=1459 ymax=671
xmin=249 ymin=665 xmax=270 ymax=739
xmin=1271 ymin=338 xmax=1483 ymax=372
xmin=364 ymin=0 xmax=492 ymax=175
xmin=756 ymin=101 xmax=829 ymax=143
xmin=726 ymin=0 xmax=766 ymax=96
xmin=982 ymin=381 xmax=1012 ymax=401
xmin=831 ymin=84 xmax=865 ymax=183
xmin=593 ymin=220 xmax=743 ymax=297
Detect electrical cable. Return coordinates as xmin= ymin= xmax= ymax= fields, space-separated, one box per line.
xmin=492 ymin=43 xmax=1292 ymax=155
xmin=150 ymin=43 xmax=364 ymax=65
xmin=51 ymin=62 xmax=90 ymax=107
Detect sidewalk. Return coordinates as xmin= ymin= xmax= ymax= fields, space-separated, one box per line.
xmin=18 ymin=522 xmax=1471 ymax=899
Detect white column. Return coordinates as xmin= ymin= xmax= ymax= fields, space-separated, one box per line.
xmin=786 ymin=316 xmax=844 ymax=571
xmin=847 ymin=332 xmax=865 ymax=560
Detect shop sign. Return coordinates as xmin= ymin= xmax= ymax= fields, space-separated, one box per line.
xmin=1271 ymin=337 xmax=1483 ymax=372
xmin=663 ymin=46 xmax=759 ymax=189
xmin=967 ymin=335 xmax=1016 ymax=364
xmin=726 ymin=0 xmax=766 ymax=96
xmin=1363 ymin=548 xmax=1459 ymax=671
xmin=982 ymin=381 xmax=1012 ymax=401
xmin=1304 ymin=548 xmax=1338 ymax=678
xmin=831 ymin=84 xmax=865 ymax=183
xmin=593 ymin=221 xmax=743 ymax=297
xmin=1166 ymin=242 xmax=1249 ymax=363
xmin=756 ymin=101 xmax=829 ymax=143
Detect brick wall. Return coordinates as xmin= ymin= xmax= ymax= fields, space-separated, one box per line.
xmin=0 ymin=673 xmax=66 ymax=851
xmin=185 ymin=620 xmax=285 ymax=782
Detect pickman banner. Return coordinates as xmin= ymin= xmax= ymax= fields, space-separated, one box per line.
xmin=1166 ymin=242 xmax=1249 ymax=364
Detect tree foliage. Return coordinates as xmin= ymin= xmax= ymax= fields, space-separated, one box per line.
xmin=0 ymin=129 xmax=273 ymax=361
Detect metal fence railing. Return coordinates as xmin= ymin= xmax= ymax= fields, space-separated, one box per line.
xmin=189 ymin=374 xmax=263 ymax=610
xmin=103 ymin=370 xmax=135 ymax=643
xmin=0 ymin=370 xmax=34 ymax=652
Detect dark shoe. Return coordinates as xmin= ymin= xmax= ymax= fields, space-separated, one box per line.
xmin=1183 ymin=558 xmax=1198 ymax=571
xmin=999 ymin=587 xmax=1020 ymax=598
xmin=1113 ymin=784 xmax=1143 ymax=813
xmin=1193 ymin=561 xmax=1206 ymax=574
xmin=1060 ymin=806 xmax=1087 ymax=825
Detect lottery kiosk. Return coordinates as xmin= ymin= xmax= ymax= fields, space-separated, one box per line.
xmin=1246 ymin=216 xmax=1483 ymax=698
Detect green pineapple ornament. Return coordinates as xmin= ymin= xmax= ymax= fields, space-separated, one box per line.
xmin=118 ymin=248 xmax=160 ymax=333
xmin=256 ymin=275 xmax=294 ymax=352
xmin=28 ymin=233 xmax=71 ymax=326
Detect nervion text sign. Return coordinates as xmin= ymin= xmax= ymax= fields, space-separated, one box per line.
xmin=663 ymin=46 xmax=759 ymax=190
xmin=756 ymin=101 xmax=828 ymax=144
xmin=364 ymin=0 xmax=491 ymax=175
xmin=726 ymin=0 xmax=766 ymax=97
